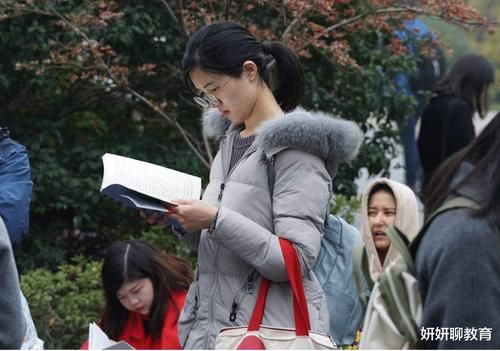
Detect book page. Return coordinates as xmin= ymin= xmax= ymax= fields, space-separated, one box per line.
xmin=100 ymin=153 xmax=201 ymax=203
xmin=88 ymin=322 xmax=117 ymax=350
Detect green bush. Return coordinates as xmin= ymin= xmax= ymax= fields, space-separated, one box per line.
xmin=21 ymin=256 xmax=103 ymax=349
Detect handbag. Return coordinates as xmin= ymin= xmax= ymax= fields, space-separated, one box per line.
xmin=215 ymin=238 xmax=337 ymax=350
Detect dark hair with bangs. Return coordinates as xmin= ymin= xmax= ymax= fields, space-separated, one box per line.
xmin=99 ymin=240 xmax=193 ymax=341
xmin=434 ymin=54 xmax=494 ymax=118
xmin=368 ymin=182 xmax=395 ymax=205
xmin=182 ymin=21 xmax=304 ymax=112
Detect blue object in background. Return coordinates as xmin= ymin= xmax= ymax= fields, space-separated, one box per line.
xmin=0 ymin=129 xmax=33 ymax=243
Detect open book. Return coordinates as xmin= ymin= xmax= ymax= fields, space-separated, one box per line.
xmin=88 ymin=322 xmax=134 ymax=350
xmin=100 ymin=153 xmax=202 ymax=213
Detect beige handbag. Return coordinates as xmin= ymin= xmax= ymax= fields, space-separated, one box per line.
xmin=215 ymin=238 xmax=337 ymax=350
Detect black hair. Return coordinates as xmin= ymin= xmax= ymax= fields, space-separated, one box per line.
xmin=182 ymin=21 xmax=304 ymax=112
xmin=424 ymin=111 xmax=500 ymax=226
xmin=368 ymin=182 xmax=395 ymax=206
xmin=434 ymin=54 xmax=494 ymax=117
xmin=99 ymin=240 xmax=193 ymax=341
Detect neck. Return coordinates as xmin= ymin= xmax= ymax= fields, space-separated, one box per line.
xmin=378 ymin=250 xmax=388 ymax=267
xmin=242 ymin=84 xmax=284 ymax=137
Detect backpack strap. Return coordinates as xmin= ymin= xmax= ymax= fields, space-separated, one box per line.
xmin=265 ymin=155 xmax=275 ymax=204
xmin=384 ymin=196 xmax=479 ymax=272
xmin=409 ymin=196 xmax=480 ymax=257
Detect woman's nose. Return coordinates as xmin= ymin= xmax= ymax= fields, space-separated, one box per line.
xmin=374 ymin=213 xmax=385 ymax=226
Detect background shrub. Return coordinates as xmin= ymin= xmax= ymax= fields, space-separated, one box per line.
xmin=21 ymin=256 xmax=102 ymax=349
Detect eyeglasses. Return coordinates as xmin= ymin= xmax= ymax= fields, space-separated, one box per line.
xmin=192 ymin=77 xmax=231 ymax=108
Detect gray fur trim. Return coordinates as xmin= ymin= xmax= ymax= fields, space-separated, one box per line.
xmin=202 ymin=108 xmax=231 ymax=139
xmin=256 ymin=111 xmax=363 ymax=166
xmin=201 ymin=108 xmax=363 ymax=166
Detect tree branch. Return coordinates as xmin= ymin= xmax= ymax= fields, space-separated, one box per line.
xmin=125 ymin=87 xmax=210 ymax=169
xmin=157 ymin=0 xmax=189 ymax=39
xmin=295 ymin=5 xmax=494 ymax=53
xmin=281 ymin=18 xmax=299 ymax=40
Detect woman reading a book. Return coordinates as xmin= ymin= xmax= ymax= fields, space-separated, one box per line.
xmin=145 ymin=21 xmax=363 ymax=349
xmin=81 ymin=240 xmax=193 ymax=349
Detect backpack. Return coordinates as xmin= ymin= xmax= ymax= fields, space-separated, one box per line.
xmin=266 ymin=155 xmax=367 ymax=346
xmin=0 ymin=127 xmax=33 ymax=243
xmin=408 ymin=34 xmax=446 ymax=96
xmin=355 ymin=196 xmax=479 ymax=349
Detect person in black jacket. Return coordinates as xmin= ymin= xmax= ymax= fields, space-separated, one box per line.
xmin=417 ymin=54 xmax=494 ymax=194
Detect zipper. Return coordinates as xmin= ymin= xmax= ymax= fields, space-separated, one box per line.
xmin=217 ymin=183 xmax=225 ymax=201
xmin=204 ymin=130 xmax=258 ymax=346
xmin=229 ymin=270 xmax=257 ymax=323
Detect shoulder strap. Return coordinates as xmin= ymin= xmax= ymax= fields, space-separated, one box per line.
xmin=409 ymin=196 xmax=480 ymax=257
xmin=265 ymin=155 xmax=275 ymax=202
xmin=265 ymin=153 xmax=331 ymax=220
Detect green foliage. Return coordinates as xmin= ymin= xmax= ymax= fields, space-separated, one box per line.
xmin=330 ymin=194 xmax=361 ymax=225
xmin=20 ymin=256 xmax=103 ymax=349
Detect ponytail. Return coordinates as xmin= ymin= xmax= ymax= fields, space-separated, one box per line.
xmin=262 ymin=42 xmax=304 ymax=112
xmin=183 ymin=21 xmax=304 ymax=112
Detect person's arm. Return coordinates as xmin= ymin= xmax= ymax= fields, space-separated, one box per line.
xmin=0 ymin=137 xmax=33 ymax=243
xmin=0 ymin=219 xmax=25 ymax=349
xmin=208 ymin=149 xmax=331 ymax=282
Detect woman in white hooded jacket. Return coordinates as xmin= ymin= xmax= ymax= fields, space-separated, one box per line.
xmin=360 ymin=178 xmax=420 ymax=281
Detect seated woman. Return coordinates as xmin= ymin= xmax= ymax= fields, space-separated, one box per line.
xmin=82 ymin=240 xmax=193 ymax=349
xmin=360 ymin=178 xmax=420 ymax=281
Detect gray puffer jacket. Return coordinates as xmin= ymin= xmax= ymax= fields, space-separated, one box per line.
xmin=178 ymin=109 xmax=362 ymax=349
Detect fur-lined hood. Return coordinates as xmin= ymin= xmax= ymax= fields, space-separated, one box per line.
xmin=202 ymin=108 xmax=363 ymax=175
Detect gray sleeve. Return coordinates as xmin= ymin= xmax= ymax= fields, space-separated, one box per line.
xmin=0 ymin=219 xmax=26 ymax=349
xmin=416 ymin=210 xmax=500 ymax=348
xmin=209 ymin=149 xmax=331 ymax=282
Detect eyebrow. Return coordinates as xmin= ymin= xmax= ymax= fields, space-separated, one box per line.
xmin=203 ymin=81 xmax=215 ymax=89
xmin=368 ymin=206 xmax=396 ymax=210
xmin=130 ymin=282 xmax=142 ymax=291
xmin=117 ymin=281 xmax=142 ymax=296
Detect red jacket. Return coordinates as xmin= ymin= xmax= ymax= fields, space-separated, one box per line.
xmin=82 ymin=289 xmax=187 ymax=350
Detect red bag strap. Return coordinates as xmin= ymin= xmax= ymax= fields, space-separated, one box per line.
xmin=247 ymin=277 xmax=270 ymax=331
xmin=247 ymin=238 xmax=311 ymax=336
xmin=280 ymin=238 xmax=311 ymax=335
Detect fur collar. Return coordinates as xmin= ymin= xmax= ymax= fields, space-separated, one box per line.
xmin=202 ymin=108 xmax=363 ymax=174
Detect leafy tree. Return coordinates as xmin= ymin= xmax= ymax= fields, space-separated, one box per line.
xmin=0 ymin=0 xmax=492 ymax=265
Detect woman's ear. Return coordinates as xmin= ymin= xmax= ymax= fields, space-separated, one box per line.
xmin=242 ymin=60 xmax=258 ymax=81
